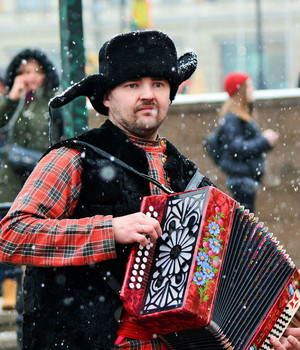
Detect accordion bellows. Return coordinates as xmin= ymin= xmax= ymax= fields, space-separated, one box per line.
xmin=120 ymin=187 xmax=300 ymax=350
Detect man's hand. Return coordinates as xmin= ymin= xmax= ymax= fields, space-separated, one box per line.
xmin=270 ymin=328 xmax=300 ymax=350
xmin=113 ymin=212 xmax=162 ymax=247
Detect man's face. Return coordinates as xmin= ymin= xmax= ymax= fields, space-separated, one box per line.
xmin=103 ymin=77 xmax=171 ymax=140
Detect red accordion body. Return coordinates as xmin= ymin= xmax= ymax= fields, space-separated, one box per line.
xmin=120 ymin=187 xmax=300 ymax=350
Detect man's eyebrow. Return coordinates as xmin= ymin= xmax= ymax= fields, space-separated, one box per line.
xmin=125 ymin=77 xmax=168 ymax=82
xmin=152 ymin=77 xmax=168 ymax=81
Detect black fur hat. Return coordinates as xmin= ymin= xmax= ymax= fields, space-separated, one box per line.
xmin=50 ymin=30 xmax=197 ymax=116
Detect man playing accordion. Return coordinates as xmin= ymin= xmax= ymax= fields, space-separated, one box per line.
xmin=0 ymin=30 xmax=299 ymax=350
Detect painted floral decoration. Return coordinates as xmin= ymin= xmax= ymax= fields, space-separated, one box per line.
xmin=192 ymin=207 xmax=225 ymax=302
xmin=287 ymin=279 xmax=298 ymax=297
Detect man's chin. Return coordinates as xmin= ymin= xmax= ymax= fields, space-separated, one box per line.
xmin=135 ymin=115 xmax=157 ymax=128
xmin=132 ymin=123 xmax=159 ymax=139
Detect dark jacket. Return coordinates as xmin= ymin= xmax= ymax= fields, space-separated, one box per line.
xmin=0 ymin=49 xmax=63 ymax=202
xmin=23 ymin=120 xmax=213 ymax=350
xmin=218 ymin=112 xmax=272 ymax=182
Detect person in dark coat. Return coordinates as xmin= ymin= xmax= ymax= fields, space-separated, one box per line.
xmin=0 ymin=48 xmax=63 ymax=202
xmin=0 ymin=48 xmax=64 ymax=348
xmin=217 ymin=71 xmax=279 ymax=213
xmin=0 ymin=69 xmax=8 ymax=165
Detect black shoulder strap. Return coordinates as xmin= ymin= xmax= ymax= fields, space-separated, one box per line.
xmin=184 ymin=170 xmax=204 ymax=191
xmin=71 ymin=140 xmax=204 ymax=193
xmin=70 ymin=140 xmax=174 ymax=195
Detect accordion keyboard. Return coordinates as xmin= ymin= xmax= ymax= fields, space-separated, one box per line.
xmin=128 ymin=240 xmax=153 ymax=290
xmin=260 ymin=289 xmax=300 ymax=349
xmin=127 ymin=204 xmax=159 ymax=291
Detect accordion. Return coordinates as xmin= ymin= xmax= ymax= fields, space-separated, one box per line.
xmin=120 ymin=187 xmax=300 ymax=350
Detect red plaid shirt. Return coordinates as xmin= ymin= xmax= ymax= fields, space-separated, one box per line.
xmin=0 ymin=136 xmax=170 ymax=268
xmin=0 ymin=137 xmax=171 ymax=349
xmin=0 ymin=146 xmax=116 ymax=266
xmin=128 ymin=134 xmax=171 ymax=195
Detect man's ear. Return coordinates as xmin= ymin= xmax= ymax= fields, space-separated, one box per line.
xmin=103 ymin=92 xmax=110 ymax=108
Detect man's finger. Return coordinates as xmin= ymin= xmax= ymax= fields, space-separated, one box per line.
xmin=270 ymin=336 xmax=285 ymax=350
xmin=286 ymin=335 xmax=300 ymax=349
xmin=134 ymin=233 xmax=150 ymax=247
xmin=284 ymin=328 xmax=300 ymax=338
xmin=139 ymin=214 xmax=162 ymax=238
xmin=140 ymin=224 xmax=160 ymax=242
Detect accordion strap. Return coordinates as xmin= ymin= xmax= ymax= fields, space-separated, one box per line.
xmin=98 ymin=268 xmax=122 ymax=295
xmin=69 ymin=140 xmax=175 ymax=195
xmin=185 ymin=170 xmax=204 ymax=191
xmin=70 ymin=140 xmax=204 ymax=193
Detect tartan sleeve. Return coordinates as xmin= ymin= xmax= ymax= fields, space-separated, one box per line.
xmin=0 ymin=147 xmax=116 ymax=267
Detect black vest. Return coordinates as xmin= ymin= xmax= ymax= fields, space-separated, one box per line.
xmin=23 ymin=120 xmax=202 ymax=350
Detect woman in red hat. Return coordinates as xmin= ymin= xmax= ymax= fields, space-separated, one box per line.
xmin=217 ymin=71 xmax=279 ymax=213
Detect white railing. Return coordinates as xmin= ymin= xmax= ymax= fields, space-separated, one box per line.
xmin=173 ymin=88 xmax=300 ymax=105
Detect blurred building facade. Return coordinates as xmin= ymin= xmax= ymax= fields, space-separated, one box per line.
xmin=1 ymin=0 xmax=300 ymax=93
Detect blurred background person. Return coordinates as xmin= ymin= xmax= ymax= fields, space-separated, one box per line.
xmin=0 ymin=49 xmax=63 ymax=202
xmin=0 ymin=48 xmax=63 ymax=348
xmin=216 ymin=71 xmax=279 ymax=213
xmin=0 ymin=68 xmax=8 ymax=165
xmin=0 ymin=48 xmax=63 ymax=203
xmin=0 ymin=71 xmax=7 ymax=97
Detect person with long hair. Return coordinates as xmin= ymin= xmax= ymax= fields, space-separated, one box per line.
xmin=217 ymin=71 xmax=279 ymax=213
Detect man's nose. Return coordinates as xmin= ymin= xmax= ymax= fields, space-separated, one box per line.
xmin=140 ymin=84 xmax=155 ymax=100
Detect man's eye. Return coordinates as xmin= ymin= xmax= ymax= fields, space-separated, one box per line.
xmin=128 ymin=83 xmax=136 ymax=88
xmin=154 ymin=82 xmax=163 ymax=87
